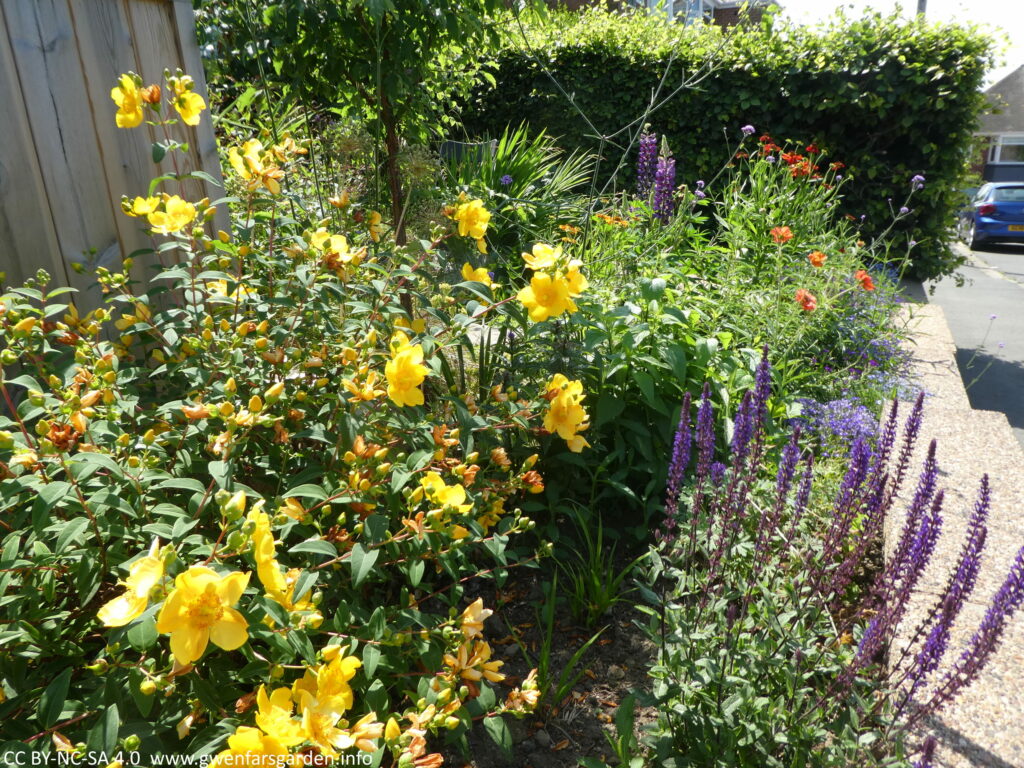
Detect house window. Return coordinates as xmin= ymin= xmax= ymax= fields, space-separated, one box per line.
xmin=991 ymin=135 xmax=1024 ymax=164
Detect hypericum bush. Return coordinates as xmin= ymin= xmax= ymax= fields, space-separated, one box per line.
xmin=0 ymin=70 xmax=594 ymax=762
xmin=643 ymin=363 xmax=1024 ymax=767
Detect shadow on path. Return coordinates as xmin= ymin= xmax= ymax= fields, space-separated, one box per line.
xmin=954 ymin=349 xmax=1024 ymax=431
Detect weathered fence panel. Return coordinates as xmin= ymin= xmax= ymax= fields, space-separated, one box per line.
xmin=0 ymin=0 xmax=223 ymax=307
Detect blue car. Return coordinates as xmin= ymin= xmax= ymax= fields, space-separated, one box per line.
xmin=961 ymin=182 xmax=1024 ymax=250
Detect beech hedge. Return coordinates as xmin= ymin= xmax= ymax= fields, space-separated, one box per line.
xmin=460 ymin=7 xmax=996 ymax=280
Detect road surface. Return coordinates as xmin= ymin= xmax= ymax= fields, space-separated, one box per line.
xmin=923 ymin=240 xmax=1024 ymax=448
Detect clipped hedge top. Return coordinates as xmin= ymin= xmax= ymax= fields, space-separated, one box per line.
xmin=464 ymin=6 xmax=997 ymax=280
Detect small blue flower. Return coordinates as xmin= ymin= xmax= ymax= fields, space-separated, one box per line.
xmin=499 ymin=174 xmax=513 ymax=187
xmin=741 ymin=124 xmax=755 ymax=136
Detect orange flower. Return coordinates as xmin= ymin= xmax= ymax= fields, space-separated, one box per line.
xmin=770 ymin=226 xmax=793 ymax=244
xmin=808 ymin=251 xmax=827 ymax=268
xmin=794 ymin=289 xmax=817 ymax=312
xmin=855 ymin=270 xmax=875 ymax=291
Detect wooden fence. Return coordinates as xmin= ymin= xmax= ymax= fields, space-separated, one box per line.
xmin=0 ymin=0 xmax=224 ymax=307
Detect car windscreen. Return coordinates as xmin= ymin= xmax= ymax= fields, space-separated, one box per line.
xmin=993 ymin=187 xmax=1024 ymax=202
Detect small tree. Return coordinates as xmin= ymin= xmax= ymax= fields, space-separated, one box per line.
xmin=259 ymin=0 xmax=501 ymax=244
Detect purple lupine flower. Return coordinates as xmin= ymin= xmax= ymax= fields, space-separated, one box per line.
xmin=927 ymin=544 xmax=1024 ymax=713
xmin=660 ymin=391 xmax=693 ymax=544
xmin=636 ymin=132 xmax=658 ymax=198
xmin=730 ymin=390 xmax=755 ymax=462
xmin=752 ymin=347 xmax=772 ymax=430
xmin=909 ymin=476 xmax=991 ymax=697
xmin=741 ymin=124 xmax=755 ymax=136
xmin=709 ymin=461 xmax=727 ymax=487
xmin=755 ymin=426 xmax=801 ymax=559
xmin=911 ymin=174 xmax=926 ymax=190
xmin=499 ymin=174 xmax=514 ymax=186
xmin=912 ymin=737 xmax=936 ymax=768
xmin=653 ymin=156 xmax=676 ymax=222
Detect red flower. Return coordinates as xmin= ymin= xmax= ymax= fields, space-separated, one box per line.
xmin=780 ymin=152 xmax=804 ymax=166
xmin=855 ymin=269 xmax=875 ymax=291
xmin=795 ymin=289 xmax=817 ymax=312
xmin=770 ymin=226 xmax=794 ymax=244
xmin=805 ymin=144 xmax=820 ymax=154
xmin=808 ymin=251 xmax=827 ymax=267
xmin=759 ymin=134 xmax=773 ymax=144
xmin=830 ymin=161 xmax=846 ymax=171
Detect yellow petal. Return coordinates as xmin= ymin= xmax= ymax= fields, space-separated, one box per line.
xmin=170 ymin=626 xmax=209 ymax=665
xmin=97 ymin=594 xmax=148 ymax=627
xmin=209 ymin=608 xmax=249 ymax=651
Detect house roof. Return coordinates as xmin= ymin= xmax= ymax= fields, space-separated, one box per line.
xmin=980 ymin=64 xmax=1024 ymax=135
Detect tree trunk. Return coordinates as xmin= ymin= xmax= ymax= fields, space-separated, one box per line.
xmin=380 ymin=96 xmax=407 ymax=247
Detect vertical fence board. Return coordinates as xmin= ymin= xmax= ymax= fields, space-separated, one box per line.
xmin=0 ymin=3 xmax=64 ymax=291
xmin=4 ymin=0 xmax=121 ymax=306
xmin=66 ymin=0 xmax=154 ymax=270
xmin=1 ymin=0 xmax=224 ymax=303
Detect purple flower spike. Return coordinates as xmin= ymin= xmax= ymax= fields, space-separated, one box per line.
xmin=913 ymin=737 xmax=937 ymax=768
xmin=654 ymin=156 xmax=676 ymax=222
xmin=662 ymin=391 xmax=693 ymax=529
xmin=636 ymin=132 xmax=658 ymax=198
xmin=928 ymin=543 xmax=1024 ymax=713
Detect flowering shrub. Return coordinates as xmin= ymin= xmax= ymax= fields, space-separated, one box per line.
xmin=0 ymin=72 xmax=586 ymax=761
xmin=644 ymin=370 xmax=1024 ymax=766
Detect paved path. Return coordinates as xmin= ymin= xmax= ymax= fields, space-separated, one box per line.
xmin=923 ymin=241 xmax=1024 ymax=448
xmin=890 ymin=304 xmax=1024 ymax=768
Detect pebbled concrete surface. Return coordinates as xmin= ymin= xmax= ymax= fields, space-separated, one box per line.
xmin=888 ymin=303 xmax=1024 ymax=768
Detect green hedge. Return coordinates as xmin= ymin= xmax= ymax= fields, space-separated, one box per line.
xmin=460 ymin=7 xmax=995 ymax=280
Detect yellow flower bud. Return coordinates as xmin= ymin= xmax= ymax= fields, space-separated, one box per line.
xmin=265 ymin=381 xmax=285 ymax=401
xmin=248 ymin=395 xmax=263 ymax=412
xmin=218 ymin=230 xmax=230 ymax=243
xmin=142 ymin=428 xmax=156 ymax=445
xmin=296 ymin=390 xmax=307 ymax=402
xmin=219 ymin=402 xmax=235 ymax=417
xmin=524 ymin=453 xmax=539 ymax=470
xmin=385 ymin=718 xmax=401 ymax=742
xmin=13 ymin=317 xmax=37 ymax=335
xmin=140 ymin=679 xmax=157 ymax=696
xmin=254 ymin=337 xmax=269 ymax=350
xmin=225 ymin=377 xmax=237 ymax=394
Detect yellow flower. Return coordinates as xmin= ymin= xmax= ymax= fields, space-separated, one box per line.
xmin=314 ymin=654 xmax=362 ymax=716
xmin=338 ymin=712 xmax=384 ymax=753
xmin=564 ymin=259 xmax=589 ymax=296
xmin=367 ymin=211 xmax=382 ymax=243
xmin=460 ymin=598 xmax=493 ymax=639
xmin=544 ymin=374 xmax=591 ymax=453
xmin=255 ymin=685 xmax=305 ymax=747
xmin=229 ymin=139 xmax=283 ymax=194
xmin=453 ymin=199 xmax=490 ymax=241
xmin=209 ymin=726 xmax=288 ymax=768
xmin=342 ymin=371 xmax=385 ymax=402
xmin=174 ymin=90 xmax=206 ymax=126
xmin=419 ymin=472 xmax=472 ymax=515
xmin=123 ymin=196 xmax=160 ymax=217
xmin=385 ymin=333 xmax=429 ymax=408
xmin=395 ymin=316 xmax=427 ymax=334
xmin=155 ymin=566 xmax=250 ymax=665
xmin=516 ymin=272 xmax=576 ymax=322
xmin=147 ymin=196 xmax=197 ymax=235
xmin=460 ymin=263 xmax=492 ymax=286
xmin=97 ymin=540 xmax=164 ymax=627
xmin=280 ymin=498 xmax=307 ymax=523
xmin=522 ymin=243 xmax=560 ymax=271
xmin=298 ymin=697 xmax=349 ymax=759
xmin=444 ymin=640 xmax=504 ymax=683
xmin=111 ymin=73 xmax=143 ymax=128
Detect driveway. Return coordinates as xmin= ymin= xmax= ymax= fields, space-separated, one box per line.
xmin=923 ymin=240 xmax=1024 ymax=448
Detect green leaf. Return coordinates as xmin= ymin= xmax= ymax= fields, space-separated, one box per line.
xmin=362 ymin=644 xmax=382 ymax=677
xmin=289 ymin=539 xmax=337 ymax=558
xmin=54 ymin=517 xmax=91 ymax=554
xmin=483 ymin=715 xmax=512 ymax=756
xmin=285 ymin=484 xmax=329 ymax=501
xmin=350 ymin=543 xmax=379 ymax=587
xmin=87 ymin=704 xmax=119 ymax=753
xmin=38 ymin=667 xmax=72 ymax=727
xmin=127 ymin=615 xmax=158 ymax=651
